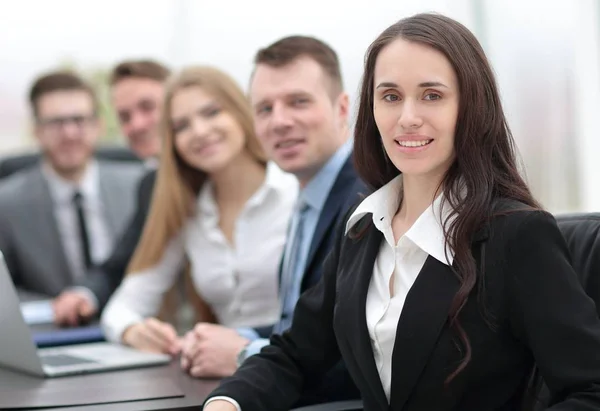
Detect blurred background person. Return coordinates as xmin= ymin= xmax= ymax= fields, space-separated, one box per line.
xmin=0 ymin=71 xmax=143 ymax=298
xmin=110 ymin=59 xmax=169 ymax=164
xmin=101 ymin=66 xmax=298 ymax=356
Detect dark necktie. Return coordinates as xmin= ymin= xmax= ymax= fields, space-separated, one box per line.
xmin=72 ymin=191 xmax=92 ymax=270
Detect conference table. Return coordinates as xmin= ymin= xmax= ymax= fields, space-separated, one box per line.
xmin=0 ymin=297 xmax=220 ymax=410
xmin=0 ymin=352 xmax=220 ymax=410
xmin=2 ymin=295 xmax=361 ymax=411
xmin=0 ymin=361 xmax=361 ymax=411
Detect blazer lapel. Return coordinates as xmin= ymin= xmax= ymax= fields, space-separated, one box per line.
xmin=337 ymin=224 xmax=389 ymax=410
xmin=335 ymin=202 xmax=491 ymax=410
xmin=98 ymin=165 xmax=121 ymax=236
xmin=305 ymin=200 xmax=338 ymax=269
xmin=388 ymin=225 xmax=490 ymax=409
xmin=338 ymin=213 xmax=489 ymax=409
xmin=388 ymin=256 xmax=459 ymax=409
xmin=26 ymin=168 xmax=72 ymax=284
xmin=304 ymin=157 xmax=357 ymax=282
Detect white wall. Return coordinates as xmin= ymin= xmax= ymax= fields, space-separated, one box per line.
xmin=0 ymin=0 xmax=475 ymax=150
xmin=1 ymin=0 xmax=598 ymax=211
xmin=573 ymin=0 xmax=600 ymax=212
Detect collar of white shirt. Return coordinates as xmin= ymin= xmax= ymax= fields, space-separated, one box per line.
xmin=143 ymin=156 xmax=159 ymax=170
xmin=42 ymin=160 xmax=101 ymax=206
xmin=345 ymin=174 xmax=455 ymax=266
xmin=197 ymin=161 xmax=298 ymax=217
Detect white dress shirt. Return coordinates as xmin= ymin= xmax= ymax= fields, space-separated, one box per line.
xmin=42 ymin=161 xmax=114 ymax=281
xmin=101 ymin=162 xmax=298 ymax=343
xmin=345 ymin=175 xmax=455 ymax=403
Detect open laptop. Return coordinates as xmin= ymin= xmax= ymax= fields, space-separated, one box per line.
xmin=0 ymin=255 xmax=171 ymax=377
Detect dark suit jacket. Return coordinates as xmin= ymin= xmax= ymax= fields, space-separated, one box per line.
xmin=77 ymin=170 xmax=156 ymax=308
xmin=208 ymin=201 xmax=600 ymax=411
xmin=253 ymin=156 xmax=366 ymax=339
xmin=298 ymin=157 xmax=367 ymax=294
xmin=292 ymin=155 xmax=366 ymax=406
xmin=248 ymin=155 xmax=367 ymax=406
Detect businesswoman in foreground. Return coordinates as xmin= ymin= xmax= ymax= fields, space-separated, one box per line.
xmin=204 ymin=13 xmax=600 ymax=411
xmin=101 ymin=66 xmax=297 ymax=356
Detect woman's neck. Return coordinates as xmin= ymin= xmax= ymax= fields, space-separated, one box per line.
xmin=210 ymin=151 xmax=266 ymax=207
xmin=392 ymin=171 xmax=445 ymax=240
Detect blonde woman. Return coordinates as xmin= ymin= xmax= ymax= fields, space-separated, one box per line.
xmin=101 ymin=66 xmax=298 ymax=356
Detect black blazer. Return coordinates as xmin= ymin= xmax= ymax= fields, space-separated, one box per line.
xmin=254 ymin=155 xmax=366 ymax=337
xmin=208 ymin=202 xmax=600 ymax=411
xmin=77 ymin=169 xmax=156 ymax=308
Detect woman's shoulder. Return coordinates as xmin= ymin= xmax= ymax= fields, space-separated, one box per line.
xmin=486 ymin=199 xmax=558 ymax=247
xmin=490 ymin=198 xmax=550 ymax=224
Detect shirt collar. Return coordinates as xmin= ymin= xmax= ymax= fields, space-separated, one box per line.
xmin=42 ymin=160 xmax=100 ymax=206
xmin=143 ymin=156 xmax=159 ymax=170
xmin=249 ymin=161 xmax=298 ymax=208
xmin=300 ymin=138 xmax=352 ymax=212
xmin=198 ymin=161 xmax=298 ymax=215
xmin=345 ymin=174 xmax=455 ymax=266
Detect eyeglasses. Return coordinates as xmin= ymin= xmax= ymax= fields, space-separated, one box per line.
xmin=37 ymin=114 xmax=97 ymax=131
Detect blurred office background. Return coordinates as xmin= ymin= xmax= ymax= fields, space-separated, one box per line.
xmin=0 ymin=0 xmax=598 ymax=213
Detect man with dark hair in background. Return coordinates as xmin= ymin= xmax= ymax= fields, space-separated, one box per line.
xmin=0 ymin=71 xmax=143 ymax=302
xmin=53 ymin=60 xmax=171 ymax=326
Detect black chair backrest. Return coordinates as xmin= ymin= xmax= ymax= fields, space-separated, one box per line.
xmin=557 ymin=213 xmax=600 ymax=316
xmin=522 ymin=212 xmax=600 ymax=410
xmin=0 ymin=146 xmax=141 ymax=179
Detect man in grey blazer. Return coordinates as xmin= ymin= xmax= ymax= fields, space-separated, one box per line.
xmin=0 ymin=71 xmax=142 ymax=299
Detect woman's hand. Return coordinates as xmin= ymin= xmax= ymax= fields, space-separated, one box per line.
xmin=122 ymin=317 xmax=181 ymax=355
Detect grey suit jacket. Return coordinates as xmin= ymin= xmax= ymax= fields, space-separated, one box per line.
xmin=0 ymin=160 xmax=144 ymax=297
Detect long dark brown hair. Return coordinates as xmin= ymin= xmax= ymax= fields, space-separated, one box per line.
xmin=353 ymin=13 xmax=541 ymax=382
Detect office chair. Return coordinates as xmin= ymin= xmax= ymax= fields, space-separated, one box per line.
xmin=521 ymin=212 xmax=600 ymax=411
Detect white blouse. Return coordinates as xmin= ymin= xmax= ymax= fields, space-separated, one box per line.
xmin=101 ymin=162 xmax=298 ymax=343
xmin=345 ymin=175 xmax=455 ymax=403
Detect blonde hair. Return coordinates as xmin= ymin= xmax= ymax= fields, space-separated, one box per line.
xmin=127 ymin=66 xmax=267 ymax=274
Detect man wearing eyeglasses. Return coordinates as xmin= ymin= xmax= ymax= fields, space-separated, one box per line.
xmin=0 ymin=71 xmax=142 ymax=301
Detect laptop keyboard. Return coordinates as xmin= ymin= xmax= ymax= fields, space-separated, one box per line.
xmin=40 ymin=354 xmax=97 ymax=367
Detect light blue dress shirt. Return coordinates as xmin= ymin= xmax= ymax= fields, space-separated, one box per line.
xmin=237 ymin=138 xmax=353 ymax=359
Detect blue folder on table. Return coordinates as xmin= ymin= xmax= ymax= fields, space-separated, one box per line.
xmin=33 ymin=325 xmax=106 ymax=348
xmin=20 ymin=299 xmax=106 ymax=347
